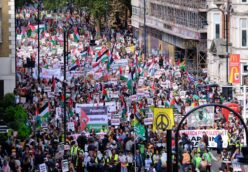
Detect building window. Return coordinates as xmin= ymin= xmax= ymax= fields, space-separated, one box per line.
xmin=240 ymin=18 xmax=248 ymax=47
xmin=241 ymin=0 xmax=247 ymax=3
xmin=214 ymin=13 xmax=221 ymax=39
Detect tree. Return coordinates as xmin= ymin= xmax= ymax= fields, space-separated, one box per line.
xmin=16 ymin=0 xmax=33 ymax=8
xmin=0 ymin=94 xmax=31 ymax=139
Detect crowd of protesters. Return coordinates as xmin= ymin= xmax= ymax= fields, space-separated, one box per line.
xmin=0 ymin=2 xmax=248 ymax=172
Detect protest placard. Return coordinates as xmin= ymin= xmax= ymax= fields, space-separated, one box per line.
xmin=39 ymin=163 xmax=47 ymax=172
xmin=179 ymin=130 xmax=228 ymax=148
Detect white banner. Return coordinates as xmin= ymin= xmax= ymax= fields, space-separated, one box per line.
xmin=40 ymin=68 xmax=61 ymax=79
xmin=56 ymin=107 xmax=62 ymax=118
xmin=111 ymin=118 xmax=120 ymax=126
xmin=144 ymin=118 xmax=153 ymax=125
xmin=67 ymin=122 xmax=75 ymax=131
xmin=179 ymin=130 xmax=228 ymax=148
xmin=88 ymin=115 xmax=108 ymax=125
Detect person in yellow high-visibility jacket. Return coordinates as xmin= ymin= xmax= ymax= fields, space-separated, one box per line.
xmin=75 ymin=152 xmax=84 ymax=171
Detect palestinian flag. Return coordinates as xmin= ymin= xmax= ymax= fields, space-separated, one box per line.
xmin=170 ymin=99 xmax=176 ymax=109
xmin=97 ymin=47 xmax=107 ymax=57
xmin=120 ymin=95 xmax=127 ymax=119
xmin=81 ymin=51 xmax=87 ymax=57
xmin=36 ymin=103 xmax=50 ymax=128
xmin=100 ymin=53 xmax=109 ymax=63
xmin=102 ymin=86 xmax=108 ymax=100
xmin=38 ymin=103 xmax=50 ymax=118
xmin=73 ymin=27 xmax=80 ymax=42
xmin=119 ymin=67 xmax=128 ymax=81
xmin=127 ymin=71 xmax=133 ymax=91
xmin=74 ymin=33 xmax=80 ymax=42
xmin=96 ymin=49 xmax=109 ymax=62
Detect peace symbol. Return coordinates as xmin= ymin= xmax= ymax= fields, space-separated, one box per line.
xmin=156 ymin=114 xmax=170 ymax=130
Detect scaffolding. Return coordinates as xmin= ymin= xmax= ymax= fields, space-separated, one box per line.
xmin=148 ymin=0 xmax=208 ymax=75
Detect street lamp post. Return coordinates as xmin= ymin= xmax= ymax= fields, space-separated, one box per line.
xmin=143 ymin=0 xmax=147 ymax=59
xmin=37 ymin=0 xmax=40 ymax=81
xmin=63 ymin=30 xmax=67 ymax=144
xmin=225 ymin=0 xmax=230 ymax=84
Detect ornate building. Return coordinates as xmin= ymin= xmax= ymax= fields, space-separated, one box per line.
xmin=0 ymin=0 xmax=15 ymax=97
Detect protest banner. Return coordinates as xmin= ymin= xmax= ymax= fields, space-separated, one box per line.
xmin=144 ymin=118 xmax=153 ymax=125
xmin=76 ymin=102 xmax=118 ymax=119
xmin=76 ymin=105 xmax=108 ymax=131
xmin=44 ymin=87 xmax=51 ymax=93
xmin=187 ymin=106 xmax=214 ymax=127
xmin=39 ymin=163 xmax=47 ymax=172
xmin=40 ymin=68 xmax=61 ymax=79
xmin=111 ymin=59 xmax=128 ymax=69
xmin=153 ymin=108 xmax=174 ymax=132
xmin=111 ymin=118 xmax=120 ymax=126
xmin=56 ymin=107 xmax=62 ymax=118
xmin=179 ymin=130 xmax=228 ymax=148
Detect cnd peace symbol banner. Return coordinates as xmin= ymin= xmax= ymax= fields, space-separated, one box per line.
xmin=153 ymin=108 xmax=174 ymax=132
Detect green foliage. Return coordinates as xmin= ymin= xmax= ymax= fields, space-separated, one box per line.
xmin=43 ymin=0 xmax=67 ymax=10
xmin=4 ymin=105 xmax=27 ymax=123
xmin=17 ymin=124 xmax=31 ymax=139
xmin=88 ymin=0 xmax=106 ymax=19
xmin=1 ymin=93 xmax=15 ymax=108
xmin=0 ymin=93 xmax=31 ymax=140
xmin=0 ymin=134 xmax=8 ymax=142
xmin=16 ymin=0 xmax=34 ymax=8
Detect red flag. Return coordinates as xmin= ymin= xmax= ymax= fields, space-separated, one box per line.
xmin=152 ymin=82 xmax=156 ymax=90
xmin=133 ymin=102 xmax=137 ymax=114
xmin=68 ymin=96 xmax=73 ymax=108
xmin=119 ymin=67 xmax=123 ymax=75
xmin=80 ymin=109 xmax=89 ymax=130
xmin=35 ymin=107 xmax=39 ymax=116
xmin=76 ymin=58 xmax=80 ymax=67
xmin=104 ymin=73 xmax=109 ymax=81
xmin=61 ymin=94 xmax=65 ymax=102
xmin=177 ymin=59 xmax=181 ymax=66
xmin=29 ymin=24 xmax=35 ymax=31
xmin=98 ymin=47 xmax=107 ymax=57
